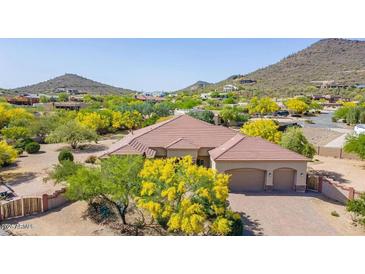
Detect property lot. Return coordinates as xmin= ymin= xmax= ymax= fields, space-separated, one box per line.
xmin=229 ymin=192 xmax=365 ymax=236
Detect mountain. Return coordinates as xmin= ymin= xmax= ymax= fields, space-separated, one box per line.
xmin=245 ymin=38 xmax=365 ymax=91
xmin=180 ymin=80 xmax=212 ymax=91
xmin=178 ymin=39 xmax=365 ymax=95
xmin=11 ymin=73 xmax=135 ymax=95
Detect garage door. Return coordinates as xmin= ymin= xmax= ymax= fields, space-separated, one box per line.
xmin=227 ymin=169 xmax=265 ymax=192
xmin=273 ymin=168 xmax=295 ymax=191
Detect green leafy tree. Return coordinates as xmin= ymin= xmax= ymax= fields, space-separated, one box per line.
xmin=57 ymin=93 xmax=69 ymax=102
xmin=65 ymin=155 xmax=144 ymax=224
xmin=187 ymin=110 xmax=215 ymax=124
xmin=220 ymin=106 xmax=249 ymax=125
xmin=280 ymin=127 xmax=316 ymax=158
xmin=45 ymin=120 xmax=98 ymax=149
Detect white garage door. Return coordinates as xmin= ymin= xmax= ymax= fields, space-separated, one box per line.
xmin=227 ymin=169 xmax=266 ymax=192
xmin=273 ymin=168 xmax=295 ymax=191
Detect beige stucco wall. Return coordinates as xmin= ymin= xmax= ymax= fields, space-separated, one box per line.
xmin=212 ymin=159 xmax=307 ymax=190
xmin=167 ymin=149 xmax=198 ymax=159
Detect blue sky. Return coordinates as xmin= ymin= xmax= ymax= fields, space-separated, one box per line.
xmin=0 ymin=39 xmax=320 ymax=91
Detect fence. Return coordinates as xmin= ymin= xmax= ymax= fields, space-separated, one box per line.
xmin=307 ymin=175 xmax=362 ymax=204
xmin=0 ymin=188 xmax=67 ymax=221
xmin=316 ymin=146 xmax=360 ymax=160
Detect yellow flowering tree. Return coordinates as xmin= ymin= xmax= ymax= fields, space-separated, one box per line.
xmin=247 ymin=97 xmax=280 ymax=116
xmin=241 ymin=119 xmax=282 ymax=143
xmin=285 ymin=98 xmax=309 ymax=114
xmin=77 ymin=111 xmax=110 ymax=134
xmin=0 ymin=141 xmax=18 ymax=167
xmin=136 ymin=156 xmax=242 ymax=235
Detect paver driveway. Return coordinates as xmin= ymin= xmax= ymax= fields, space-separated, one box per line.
xmin=229 ymin=192 xmax=364 ymax=236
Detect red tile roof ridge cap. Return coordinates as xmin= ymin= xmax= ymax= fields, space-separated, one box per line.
xmin=100 ymin=115 xmax=183 ymax=157
xmin=165 ymin=137 xmax=199 ymax=148
xmin=210 ymin=133 xmax=245 ymax=160
xmin=242 ymin=136 xmax=310 ymax=161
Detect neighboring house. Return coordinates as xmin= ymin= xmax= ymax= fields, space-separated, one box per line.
xmin=239 ymin=79 xmax=257 ymax=84
xmin=101 ymin=115 xmax=308 ymax=192
xmin=6 ymin=94 xmax=40 ymax=106
xmin=200 ymin=93 xmax=211 ymax=100
xmin=53 ymin=102 xmax=86 ymax=111
xmin=135 ymin=94 xmax=166 ymax=103
xmin=223 ymin=84 xmax=238 ymax=92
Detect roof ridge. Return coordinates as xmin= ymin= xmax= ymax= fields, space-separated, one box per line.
xmin=248 ymin=136 xmax=309 ymax=160
xmin=210 ymin=133 xmax=245 ymax=160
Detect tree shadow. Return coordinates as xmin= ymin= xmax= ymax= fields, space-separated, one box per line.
xmin=311 ymin=170 xmax=350 ymax=184
xmin=56 ymin=144 xmax=109 ymax=154
xmin=2 ymin=172 xmax=38 ymax=187
xmin=239 ymin=212 xmax=264 ymax=236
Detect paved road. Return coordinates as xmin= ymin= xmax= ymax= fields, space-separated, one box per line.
xmin=324 ymin=128 xmax=352 ymax=148
xmin=228 ymin=192 xmax=361 ymax=236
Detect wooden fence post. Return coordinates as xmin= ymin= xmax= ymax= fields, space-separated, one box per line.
xmin=21 ymin=197 xmax=25 ymax=217
xmin=0 ymin=204 xmax=3 ymax=221
xmin=42 ymin=194 xmax=49 ymax=212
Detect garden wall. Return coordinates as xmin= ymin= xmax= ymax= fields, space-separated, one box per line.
xmin=307 ymin=175 xmax=362 ymax=204
xmin=0 ymin=188 xmax=68 ymax=221
xmin=316 ymin=146 xmax=360 ymax=160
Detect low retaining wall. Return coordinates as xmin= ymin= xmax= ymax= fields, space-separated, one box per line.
xmin=316 ymin=146 xmax=360 ymax=160
xmin=0 ymin=188 xmax=68 ymax=221
xmin=307 ymin=175 xmax=362 ymax=204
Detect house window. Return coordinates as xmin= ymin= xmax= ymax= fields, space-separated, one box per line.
xmin=197 ymin=159 xmax=205 ymax=166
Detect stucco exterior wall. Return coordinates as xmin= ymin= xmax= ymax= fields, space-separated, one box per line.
xmin=167 ymin=149 xmax=198 ymax=159
xmin=212 ymin=159 xmax=307 ymax=191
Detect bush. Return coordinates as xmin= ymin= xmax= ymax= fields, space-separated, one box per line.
xmin=25 ymin=142 xmax=40 ymax=154
xmin=58 ymin=150 xmax=74 ymax=162
xmin=14 ymin=138 xmax=33 ymax=150
xmin=347 ymin=193 xmax=365 ymax=226
xmin=280 ymin=127 xmax=316 ymax=158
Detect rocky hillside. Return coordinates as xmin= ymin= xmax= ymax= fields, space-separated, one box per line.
xmin=180 ymin=80 xmax=212 ymax=91
xmin=11 ymin=73 xmax=135 ymax=95
xmin=178 ymin=39 xmax=365 ymax=95
xmin=245 ymin=38 xmax=365 ymax=90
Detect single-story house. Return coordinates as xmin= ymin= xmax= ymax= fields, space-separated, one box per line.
xmin=101 ymin=115 xmax=309 ymax=192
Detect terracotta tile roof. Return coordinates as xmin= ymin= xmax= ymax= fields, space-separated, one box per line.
xmin=209 ymin=133 xmax=309 ymax=161
xmin=165 ymin=138 xmax=199 ymax=149
xmin=101 ymin=115 xmax=308 ymax=162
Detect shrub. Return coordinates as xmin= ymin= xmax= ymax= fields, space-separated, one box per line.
xmin=25 ymin=142 xmax=40 ymax=154
xmin=331 ymin=211 xmax=340 ymax=217
xmin=58 ymin=150 xmax=74 ymax=162
xmin=85 ymin=155 xmax=97 ymax=164
xmin=280 ymin=127 xmax=316 ymax=158
xmin=0 ymin=141 xmax=18 ymax=166
xmin=241 ymin=119 xmax=282 ymax=143
xmin=347 ymin=193 xmax=365 ymax=226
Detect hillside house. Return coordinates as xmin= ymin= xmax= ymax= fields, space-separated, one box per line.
xmin=101 ymin=115 xmax=308 ymax=193
xmin=223 ymin=84 xmax=238 ymax=92
xmin=6 ymin=94 xmax=40 ymax=106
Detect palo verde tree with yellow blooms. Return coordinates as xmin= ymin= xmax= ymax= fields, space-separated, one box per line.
xmin=0 ymin=141 xmax=18 ymax=167
xmin=247 ymin=97 xmax=280 ymax=116
xmin=285 ymin=98 xmax=309 ymax=114
xmin=136 ymin=156 xmax=242 ymax=236
xmin=240 ymin=119 xmax=282 ymax=143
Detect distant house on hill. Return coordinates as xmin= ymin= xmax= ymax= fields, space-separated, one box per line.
xmin=6 ymin=94 xmax=39 ymax=106
xmin=55 ymin=87 xmax=86 ymax=95
xmin=135 ymin=94 xmax=165 ymax=103
xmin=53 ymin=102 xmax=86 ymax=111
xmin=223 ymin=84 xmax=238 ymax=93
xmin=310 ymin=80 xmax=348 ymax=89
xmin=239 ymin=79 xmax=257 ymax=84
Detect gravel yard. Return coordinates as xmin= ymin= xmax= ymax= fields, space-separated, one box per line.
xmin=0 ymin=138 xmax=118 ymax=196
xmin=302 ymin=127 xmax=343 ymax=146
